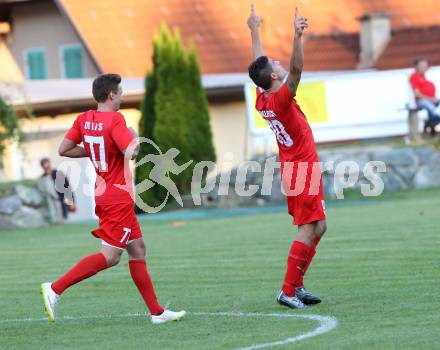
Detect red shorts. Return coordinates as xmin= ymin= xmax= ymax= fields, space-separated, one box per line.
xmin=281 ymin=161 xmax=326 ymax=226
xmin=91 ymin=202 xmax=142 ymax=249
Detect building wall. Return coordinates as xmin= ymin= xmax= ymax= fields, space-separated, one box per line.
xmin=208 ymin=101 xmax=252 ymax=168
xmin=7 ymin=1 xmax=99 ymax=79
xmin=0 ymin=37 xmax=24 ymax=82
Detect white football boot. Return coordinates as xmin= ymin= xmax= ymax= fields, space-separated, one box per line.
xmin=277 ymin=290 xmax=308 ymax=309
xmin=40 ymin=282 xmax=60 ymax=321
xmin=151 ymin=309 xmax=186 ymax=324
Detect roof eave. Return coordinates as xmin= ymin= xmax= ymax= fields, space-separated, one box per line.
xmin=54 ymin=0 xmax=103 ymax=74
xmin=13 ymin=86 xmax=245 ymax=117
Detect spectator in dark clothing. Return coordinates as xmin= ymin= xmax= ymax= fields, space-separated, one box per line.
xmin=39 ymin=158 xmax=76 ymax=221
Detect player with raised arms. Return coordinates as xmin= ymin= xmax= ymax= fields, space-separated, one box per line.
xmin=40 ymin=73 xmax=186 ymax=324
xmin=247 ymin=5 xmax=327 ymax=308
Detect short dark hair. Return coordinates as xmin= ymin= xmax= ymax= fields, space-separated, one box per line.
xmin=248 ymin=56 xmax=273 ymax=90
xmin=40 ymin=158 xmax=50 ymax=167
xmin=92 ymin=73 xmax=121 ymax=103
xmin=414 ymin=57 xmax=426 ymax=67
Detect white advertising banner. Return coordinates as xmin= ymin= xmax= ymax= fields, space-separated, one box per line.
xmin=245 ymin=67 xmax=440 ymax=153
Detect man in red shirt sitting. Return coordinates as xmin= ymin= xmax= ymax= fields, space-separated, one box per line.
xmin=409 ymin=57 xmax=440 ymax=135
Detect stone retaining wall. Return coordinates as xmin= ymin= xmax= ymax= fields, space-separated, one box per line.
xmin=0 ymin=183 xmax=48 ymax=229
xmin=2 ymin=145 xmax=439 ymax=225
xmin=201 ymin=146 xmax=440 ymax=208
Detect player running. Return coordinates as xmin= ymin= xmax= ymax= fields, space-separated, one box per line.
xmin=247 ymin=5 xmax=327 ymax=309
xmin=40 ymin=74 xmax=186 ymax=324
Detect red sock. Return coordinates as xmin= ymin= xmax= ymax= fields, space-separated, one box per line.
xmin=297 ymin=236 xmax=321 ymax=288
xmin=52 ymin=253 xmax=108 ymax=295
xmin=129 ymin=259 xmax=164 ymax=316
xmin=282 ymin=241 xmax=311 ymax=297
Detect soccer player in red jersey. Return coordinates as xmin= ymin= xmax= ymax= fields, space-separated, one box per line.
xmin=247 ymin=5 xmax=326 ymax=308
xmin=40 ymin=74 xmax=186 ymax=324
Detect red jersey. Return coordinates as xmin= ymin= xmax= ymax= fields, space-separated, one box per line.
xmin=65 ymin=110 xmax=135 ymax=206
xmin=410 ymin=72 xmax=436 ymax=98
xmin=255 ymin=83 xmax=318 ymax=163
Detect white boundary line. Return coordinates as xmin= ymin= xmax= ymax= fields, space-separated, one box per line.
xmin=1 ymin=311 xmax=337 ymax=349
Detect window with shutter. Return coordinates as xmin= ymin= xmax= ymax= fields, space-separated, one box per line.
xmin=25 ymin=49 xmax=47 ymax=80
xmin=61 ymin=45 xmax=84 ymax=78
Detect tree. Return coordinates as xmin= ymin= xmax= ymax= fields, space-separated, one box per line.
xmin=185 ymin=45 xmax=216 ymax=165
xmin=135 ymin=72 xmax=160 ymax=209
xmin=0 ymin=96 xmax=22 ymax=159
xmin=136 ymin=24 xmax=216 ymax=209
xmin=135 ymin=42 xmax=163 ymax=210
xmin=153 ymin=25 xmax=193 ymax=193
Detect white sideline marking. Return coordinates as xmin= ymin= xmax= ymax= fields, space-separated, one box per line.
xmin=1 ymin=311 xmax=337 ymax=349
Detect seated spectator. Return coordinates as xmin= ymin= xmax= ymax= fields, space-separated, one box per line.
xmin=38 ymin=158 xmax=76 ymax=222
xmin=410 ymin=57 xmax=440 ymax=136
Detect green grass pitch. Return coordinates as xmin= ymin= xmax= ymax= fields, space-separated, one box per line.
xmin=0 ymin=189 xmax=439 ymax=349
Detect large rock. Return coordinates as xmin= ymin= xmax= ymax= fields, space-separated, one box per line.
xmin=15 ymin=184 xmax=44 ymax=207
xmin=319 ymin=151 xmax=371 ymax=175
xmin=0 ymin=195 xmax=22 ymax=215
xmin=379 ymin=170 xmax=408 ymax=192
xmin=413 ymin=154 xmax=440 ymax=189
xmin=373 ymin=148 xmax=418 ymax=186
xmin=266 ymin=173 xmax=285 ymax=203
xmin=7 ymin=206 xmax=47 ymax=229
xmin=0 ymin=214 xmax=17 ymax=229
xmin=322 ymin=173 xmax=337 ymax=199
xmin=373 ymin=148 xmax=417 ymax=167
xmin=216 ymin=185 xmax=249 ymax=208
xmin=414 ymin=147 xmax=436 ymax=166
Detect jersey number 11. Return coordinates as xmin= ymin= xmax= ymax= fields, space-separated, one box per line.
xmin=84 ymin=135 xmax=108 ymax=172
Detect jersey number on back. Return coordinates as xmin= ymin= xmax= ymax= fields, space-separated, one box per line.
xmin=267 ymin=120 xmax=293 ymax=147
xmin=84 ymin=135 xmax=108 ymax=172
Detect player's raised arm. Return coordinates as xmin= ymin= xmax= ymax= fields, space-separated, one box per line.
xmin=286 ymin=8 xmax=308 ymax=95
xmin=247 ymin=3 xmax=265 ymax=60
